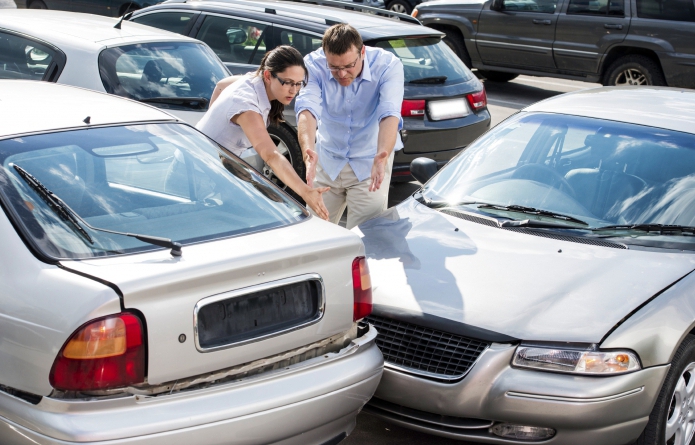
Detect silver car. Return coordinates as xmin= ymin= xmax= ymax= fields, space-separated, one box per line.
xmin=356 ymin=87 xmax=695 ymax=444
xmin=0 ymin=80 xmax=383 ymax=444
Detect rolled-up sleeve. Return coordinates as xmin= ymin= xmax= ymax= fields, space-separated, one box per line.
xmin=376 ymin=57 xmax=404 ymax=130
xmin=295 ymin=53 xmax=324 ymax=121
xmin=225 ymin=85 xmax=263 ymax=123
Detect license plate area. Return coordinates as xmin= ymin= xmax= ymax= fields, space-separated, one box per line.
xmin=195 ymin=274 xmax=324 ymax=351
xmin=427 ymin=98 xmax=470 ymax=121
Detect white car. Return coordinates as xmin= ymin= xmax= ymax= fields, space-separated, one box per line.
xmin=0 ymin=80 xmax=382 ymax=444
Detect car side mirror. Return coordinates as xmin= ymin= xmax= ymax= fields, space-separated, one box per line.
xmin=410 ymin=157 xmax=438 ymax=184
xmin=490 ymin=0 xmax=504 ymax=11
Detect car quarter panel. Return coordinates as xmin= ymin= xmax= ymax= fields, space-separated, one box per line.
xmin=417 ymin=1 xmax=486 ymax=62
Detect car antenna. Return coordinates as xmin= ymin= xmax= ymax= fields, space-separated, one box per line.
xmin=114 ymin=11 xmax=133 ymax=29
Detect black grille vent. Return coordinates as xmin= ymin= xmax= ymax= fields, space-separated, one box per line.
xmin=366 ymin=315 xmax=490 ymax=380
xmin=440 ymin=208 xmax=627 ymax=250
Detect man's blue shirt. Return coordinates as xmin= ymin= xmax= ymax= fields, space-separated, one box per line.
xmin=295 ymin=47 xmax=404 ymax=182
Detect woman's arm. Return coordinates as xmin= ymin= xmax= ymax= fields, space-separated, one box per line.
xmin=234 ymin=111 xmax=330 ymax=220
xmin=210 ymin=75 xmax=243 ymax=106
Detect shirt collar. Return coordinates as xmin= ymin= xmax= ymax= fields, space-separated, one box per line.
xmin=251 ymin=74 xmax=272 ymax=111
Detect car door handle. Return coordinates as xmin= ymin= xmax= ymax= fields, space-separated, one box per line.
xmin=604 ymin=24 xmax=624 ymax=29
xmin=533 ymin=19 xmax=552 ymax=25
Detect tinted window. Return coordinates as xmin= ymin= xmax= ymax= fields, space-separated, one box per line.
xmin=0 ymin=124 xmax=307 ymax=259
xmin=131 ymin=12 xmax=198 ymax=35
xmin=0 ymin=31 xmax=57 ymax=81
xmin=278 ymin=29 xmax=322 ymax=57
xmin=636 ymin=0 xmax=695 ymax=21
xmin=197 ymin=15 xmax=268 ymax=65
xmin=568 ymin=0 xmax=624 ymax=15
xmin=99 ymin=42 xmax=228 ymax=110
xmin=502 ymin=0 xmax=558 ymax=13
xmin=374 ymin=38 xmax=473 ymax=84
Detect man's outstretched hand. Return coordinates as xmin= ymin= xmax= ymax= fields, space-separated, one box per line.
xmin=305 ymin=148 xmax=319 ymax=188
xmin=369 ymin=151 xmax=389 ymax=192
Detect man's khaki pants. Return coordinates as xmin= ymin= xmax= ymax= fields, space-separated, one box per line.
xmin=312 ymin=153 xmax=394 ymax=230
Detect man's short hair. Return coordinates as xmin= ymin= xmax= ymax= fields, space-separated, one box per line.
xmin=322 ymin=24 xmax=363 ymax=56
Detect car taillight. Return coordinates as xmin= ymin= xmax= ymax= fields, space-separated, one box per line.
xmin=352 ymin=257 xmax=372 ymax=321
xmin=466 ymin=88 xmax=487 ymax=111
xmin=401 ymin=99 xmax=426 ymax=118
xmin=50 ymin=312 xmax=145 ymax=391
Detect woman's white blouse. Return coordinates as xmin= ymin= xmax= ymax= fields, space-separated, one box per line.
xmin=196 ymin=73 xmax=271 ymax=156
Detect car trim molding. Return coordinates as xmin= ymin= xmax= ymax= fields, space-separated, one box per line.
xmin=506 ymin=386 xmax=644 ymax=403
xmin=475 ymin=39 xmax=552 ymax=54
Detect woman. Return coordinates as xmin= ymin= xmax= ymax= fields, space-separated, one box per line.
xmin=196 ymin=45 xmax=329 ymax=220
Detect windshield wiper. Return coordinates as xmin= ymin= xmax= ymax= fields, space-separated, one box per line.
xmin=477 ymin=204 xmax=589 ymax=227
xmin=12 ymin=164 xmax=182 ymax=256
xmin=593 ymin=223 xmax=695 ymax=236
xmin=409 ymin=76 xmax=447 ymax=84
xmin=139 ymin=97 xmax=209 ymax=110
xmin=413 ymin=193 xmax=484 ymax=208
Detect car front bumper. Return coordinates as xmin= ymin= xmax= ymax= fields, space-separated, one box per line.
xmin=0 ymin=325 xmax=383 ymax=445
xmin=366 ymin=343 xmax=669 ymax=444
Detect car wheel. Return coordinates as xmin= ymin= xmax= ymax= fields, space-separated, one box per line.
xmin=387 ymin=0 xmax=411 ymax=14
xmin=603 ymin=55 xmax=666 ymax=87
xmin=28 ymin=0 xmax=47 ymax=8
xmin=442 ymin=31 xmax=472 ymax=69
xmin=266 ymin=124 xmax=305 ymax=202
xmin=478 ymin=70 xmax=519 ymax=82
xmin=637 ymin=334 xmax=695 ymax=445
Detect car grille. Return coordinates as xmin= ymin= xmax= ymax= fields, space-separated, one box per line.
xmin=366 ymin=315 xmax=490 ymax=381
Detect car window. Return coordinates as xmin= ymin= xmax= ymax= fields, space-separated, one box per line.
xmin=98 ymin=42 xmax=228 ymax=110
xmin=130 ymin=12 xmax=198 ymax=35
xmin=502 ymin=0 xmax=558 ymax=13
xmin=196 ymin=15 xmax=268 ymax=65
xmin=636 ymin=0 xmax=695 ymax=21
xmin=0 ymin=31 xmax=58 ymax=81
xmin=0 ymin=123 xmax=307 ymax=260
xmin=373 ymin=37 xmax=473 ymax=84
xmin=277 ymin=29 xmax=322 ymax=57
xmin=568 ymin=0 xmax=625 ymax=15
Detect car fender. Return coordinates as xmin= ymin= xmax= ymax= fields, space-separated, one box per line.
xmin=418 ymin=5 xmax=484 ymax=62
xmin=601 ymin=267 xmax=695 ymax=368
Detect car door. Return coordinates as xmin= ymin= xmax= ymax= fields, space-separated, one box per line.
xmin=553 ymin=0 xmax=629 ymax=73
xmin=476 ymin=0 xmax=562 ymax=69
xmin=194 ymin=13 xmax=272 ymax=75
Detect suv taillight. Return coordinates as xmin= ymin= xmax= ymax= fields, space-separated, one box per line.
xmin=50 ymin=312 xmax=145 ymax=391
xmin=352 ymin=257 xmax=373 ymax=321
xmin=466 ymin=88 xmax=487 ymax=111
xmin=401 ymin=99 xmax=426 ymax=118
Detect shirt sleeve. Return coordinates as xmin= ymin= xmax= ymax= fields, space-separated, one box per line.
xmin=376 ymin=55 xmax=405 ymax=130
xmin=225 ymin=80 xmax=263 ymax=124
xmin=295 ymin=52 xmax=324 ymax=121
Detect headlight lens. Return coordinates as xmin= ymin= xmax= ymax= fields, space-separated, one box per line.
xmin=512 ymin=346 xmax=640 ymax=375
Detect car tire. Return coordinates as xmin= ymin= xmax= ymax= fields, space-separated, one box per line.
xmin=28 ymin=0 xmax=47 ymax=8
xmin=478 ymin=70 xmax=519 ymax=82
xmin=637 ymin=334 xmax=695 ymax=445
xmin=266 ymin=124 xmax=305 ymax=202
xmin=386 ymin=0 xmax=411 ymax=14
xmin=603 ymin=55 xmax=666 ymax=87
xmin=442 ymin=31 xmax=472 ymax=69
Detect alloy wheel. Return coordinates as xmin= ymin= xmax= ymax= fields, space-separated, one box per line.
xmin=264 ymin=134 xmax=292 ymax=189
xmin=389 ymin=3 xmax=408 ymax=13
xmin=615 ymin=68 xmax=648 ymax=86
xmin=665 ymin=362 xmax=695 ymax=445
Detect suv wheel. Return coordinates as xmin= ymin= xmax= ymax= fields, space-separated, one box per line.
xmin=637 ymin=334 xmax=695 ymax=445
xmin=442 ymin=31 xmax=472 ymax=68
xmin=478 ymin=70 xmax=519 ymax=82
xmin=604 ymin=55 xmax=666 ymax=87
xmin=266 ymin=124 xmax=305 ymax=201
xmin=387 ymin=0 xmax=411 ymax=14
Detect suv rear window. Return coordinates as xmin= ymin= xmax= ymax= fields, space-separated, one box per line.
xmin=636 ymin=0 xmax=695 ymax=21
xmin=373 ymin=37 xmax=473 ymax=84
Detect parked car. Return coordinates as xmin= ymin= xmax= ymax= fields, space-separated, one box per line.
xmin=0 ymin=79 xmax=382 ymax=444
xmin=15 ymin=0 xmax=150 ymax=16
xmin=356 ymin=86 xmax=695 ymax=444
xmin=414 ymin=0 xmax=695 ymax=88
xmin=129 ymin=0 xmax=491 ymax=181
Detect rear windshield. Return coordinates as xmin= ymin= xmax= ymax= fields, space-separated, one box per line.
xmin=0 ymin=123 xmax=307 ymax=260
xmin=372 ymin=37 xmax=473 ymax=84
xmin=99 ymin=42 xmax=228 ymax=111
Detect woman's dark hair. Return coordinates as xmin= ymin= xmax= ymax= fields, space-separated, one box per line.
xmin=255 ymin=45 xmax=308 ymax=126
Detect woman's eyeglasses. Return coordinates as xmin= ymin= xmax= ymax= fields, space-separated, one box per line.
xmin=271 ymin=72 xmax=306 ymax=90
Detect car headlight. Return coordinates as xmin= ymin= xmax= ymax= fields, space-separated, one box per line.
xmin=512 ymin=345 xmax=641 ymax=375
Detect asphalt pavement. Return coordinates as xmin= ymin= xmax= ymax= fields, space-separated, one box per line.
xmin=344 ymin=73 xmax=600 ymax=444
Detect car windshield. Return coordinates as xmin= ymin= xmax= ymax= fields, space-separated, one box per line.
xmin=99 ymin=42 xmax=228 ymax=110
xmin=373 ymin=37 xmax=473 ymax=84
xmin=0 ymin=123 xmax=307 ymax=260
xmin=422 ymin=112 xmax=695 ymax=242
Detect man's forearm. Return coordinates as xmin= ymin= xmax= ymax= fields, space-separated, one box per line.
xmin=297 ymin=110 xmax=318 ymax=161
xmin=376 ymin=116 xmax=399 ymax=157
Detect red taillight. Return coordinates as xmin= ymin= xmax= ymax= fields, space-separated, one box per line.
xmin=466 ymin=88 xmax=487 ymax=111
xmin=50 ymin=313 xmax=145 ymax=391
xmin=401 ymin=99 xmax=426 ymax=118
xmin=352 ymin=257 xmax=372 ymax=321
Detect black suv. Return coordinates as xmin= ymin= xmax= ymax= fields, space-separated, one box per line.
xmin=414 ymin=0 xmax=695 ymax=88
xmin=129 ymin=0 xmax=490 ymax=182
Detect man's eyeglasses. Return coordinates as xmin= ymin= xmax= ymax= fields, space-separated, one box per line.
xmin=327 ymin=53 xmax=361 ymax=73
xmin=271 ymin=72 xmax=306 ymax=90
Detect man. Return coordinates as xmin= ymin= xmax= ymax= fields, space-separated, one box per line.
xmin=295 ymin=23 xmax=404 ymax=229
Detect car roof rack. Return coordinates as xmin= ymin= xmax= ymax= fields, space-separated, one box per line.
xmin=275 ymin=0 xmax=421 ymax=25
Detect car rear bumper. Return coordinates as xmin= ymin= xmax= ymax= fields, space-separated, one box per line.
xmin=368 ymin=343 xmax=668 ymax=444
xmin=0 ymin=325 xmax=383 ymax=445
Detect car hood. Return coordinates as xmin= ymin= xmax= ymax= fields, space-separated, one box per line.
xmin=354 ymin=198 xmax=695 ymax=343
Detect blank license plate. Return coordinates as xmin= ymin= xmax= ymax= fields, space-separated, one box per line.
xmin=427 ymin=98 xmax=470 ymax=121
